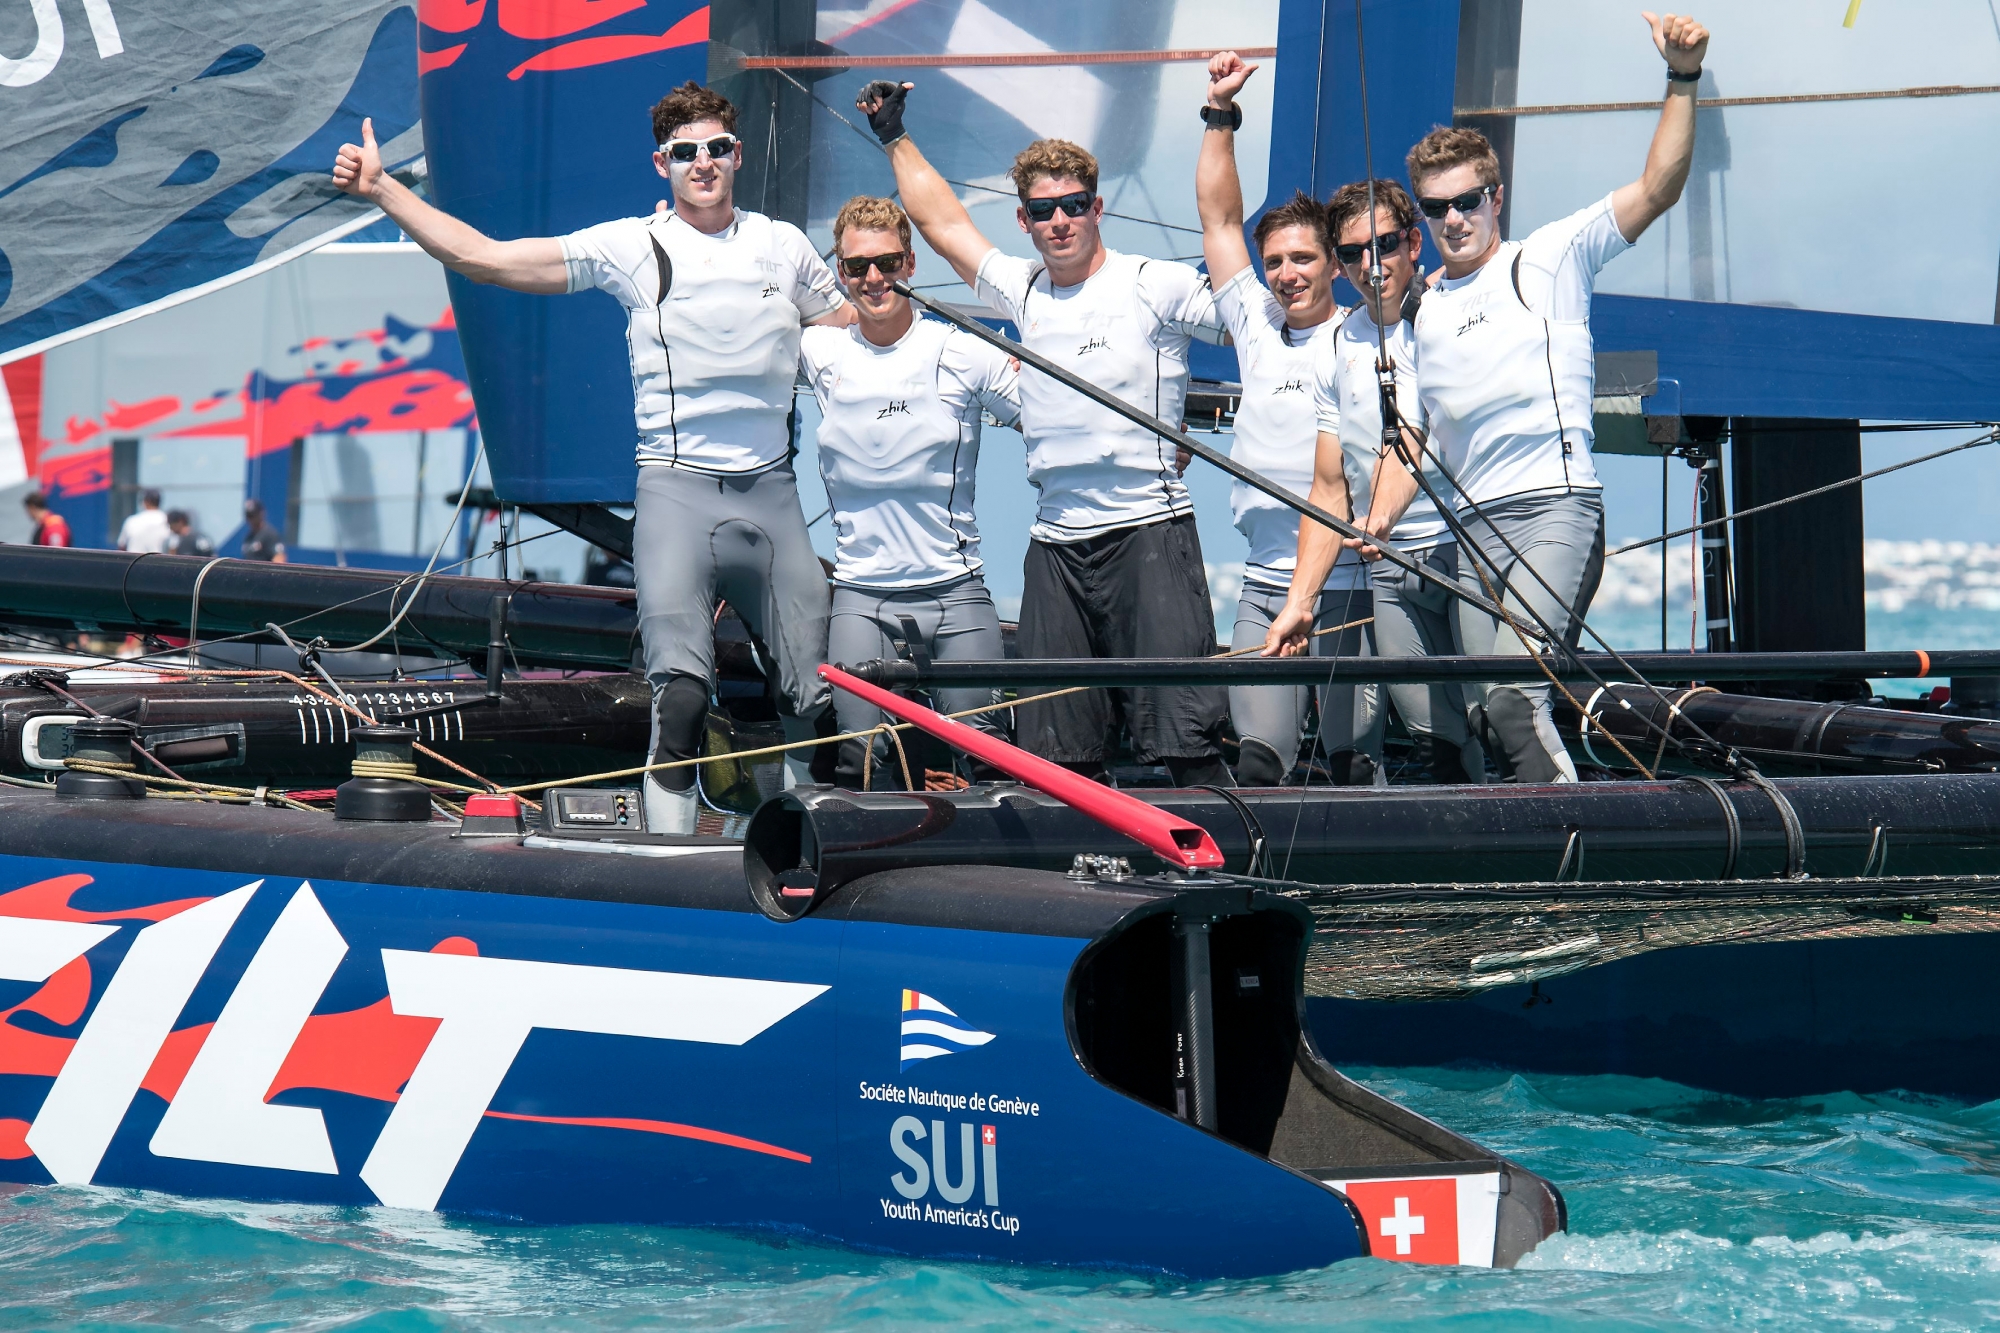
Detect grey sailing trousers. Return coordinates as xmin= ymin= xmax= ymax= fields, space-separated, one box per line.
xmin=1451 ymin=491 xmax=1605 ymax=783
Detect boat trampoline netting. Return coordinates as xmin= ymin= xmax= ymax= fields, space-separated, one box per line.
xmin=1289 ymin=876 xmax=2000 ymax=1001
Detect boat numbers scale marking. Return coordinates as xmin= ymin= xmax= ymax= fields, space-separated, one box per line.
xmin=284 ymin=692 xmax=467 ymax=744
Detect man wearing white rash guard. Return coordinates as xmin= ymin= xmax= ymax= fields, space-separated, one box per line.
xmin=1268 ymin=179 xmax=1486 ymax=785
xmin=861 ymin=80 xmax=1233 ymax=786
xmin=1196 ymin=52 xmax=1371 ymax=786
xmin=801 ymin=196 xmax=1022 ymax=788
xmin=1356 ymin=12 xmax=1710 ymax=783
xmin=333 ymin=82 xmax=852 ymax=833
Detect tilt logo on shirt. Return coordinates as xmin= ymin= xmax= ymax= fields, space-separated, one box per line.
xmin=877 ymin=400 xmax=912 ymax=419
xmin=1456 ymin=310 xmax=1489 ymax=337
xmin=1273 ymin=378 xmax=1307 ymax=395
xmin=1076 ymin=335 xmax=1110 ymax=356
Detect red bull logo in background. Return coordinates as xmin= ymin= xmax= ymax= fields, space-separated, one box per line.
xmin=419 ymin=0 xmax=709 ymax=81
xmin=37 ymin=311 xmax=476 ymax=500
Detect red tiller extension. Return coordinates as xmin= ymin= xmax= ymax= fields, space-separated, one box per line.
xmin=818 ymin=664 xmax=1225 ymax=872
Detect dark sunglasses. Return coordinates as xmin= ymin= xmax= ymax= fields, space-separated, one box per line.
xmin=1334 ymin=228 xmax=1412 ymax=265
xmin=660 ymin=134 xmax=740 ymax=163
xmin=1416 ymin=184 xmax=1496 ymax=220
xmin=839 ymin=251 xmax=907 ymax=278
xmin=1022 ymin=190 xmax=1095 ymax=223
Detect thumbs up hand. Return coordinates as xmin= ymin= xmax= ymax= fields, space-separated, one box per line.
xmin=333 ymin=117 xmax=384 ymax=198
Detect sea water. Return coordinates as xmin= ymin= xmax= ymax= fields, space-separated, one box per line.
xmin=4 ymin=1066 xmax=1998 ymax=1331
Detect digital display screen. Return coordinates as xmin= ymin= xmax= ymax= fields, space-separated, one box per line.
xmin=558 ymin=792 xmax=617 ymax=824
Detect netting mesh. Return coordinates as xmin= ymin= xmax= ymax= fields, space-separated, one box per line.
xmin=1283 ymin=877 xmax=2000 ymax=1001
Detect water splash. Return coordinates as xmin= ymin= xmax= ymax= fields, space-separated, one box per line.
xmin=2 ymin=1066 xmax=1999 ymax=1330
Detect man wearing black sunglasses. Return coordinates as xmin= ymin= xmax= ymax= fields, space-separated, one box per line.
xmin=1350 ymin=10 xmax=1710 ymax=784
xmin=859 ymin=80 xmax=1233 ymax=787
xmin=1265 ymin=177 xmax=1488 ymax=787
xmin=333 ymin=80 xmax=855 ymax=834
xmin=800 ymin=195 xmax=1022 ymax=788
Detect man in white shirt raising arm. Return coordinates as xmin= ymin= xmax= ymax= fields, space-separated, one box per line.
xmin=1265 ymin=179 xmax=1486 ymax=785
xmin=1195 ymin=52 xmax=1377 ymax=785
xmin=1351 ymin=11 xmax=1709 ymax=783
xmin=800 ymin=196 xmax=1021 ymax=789
xmin=859 ymin=80 xmax=1233 ymax=786
xmin=334 ymin=82 xmax=853 ymax=833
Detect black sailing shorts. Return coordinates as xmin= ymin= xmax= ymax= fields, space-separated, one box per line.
xmin=1014 ymin=513 xmax=1227 ymax=765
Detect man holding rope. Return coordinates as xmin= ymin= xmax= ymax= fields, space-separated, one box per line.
xmin=333 ymin=82 xmax=853 ymax=833
xmin=1345 ymin=11 xmax=1709 ymax=783
xmin=859 ymin=80 xmax=1234 ymax=786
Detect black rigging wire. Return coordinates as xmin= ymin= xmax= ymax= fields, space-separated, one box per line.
xmin=19 ymin=524 xmax=567 ymax=675
xmin=1611 ymin=426 xmax=2000 ymax=556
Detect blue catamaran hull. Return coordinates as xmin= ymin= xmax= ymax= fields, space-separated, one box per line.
xmin=0 ymin=790 xmax=1562 ymax=1276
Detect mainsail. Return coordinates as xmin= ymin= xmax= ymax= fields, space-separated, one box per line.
xmin=0 ymin=0 xmax=423 ymax=366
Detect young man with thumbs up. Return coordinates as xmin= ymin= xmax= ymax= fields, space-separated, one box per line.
xmin=333 ymin=83 xmax=853 ymax=834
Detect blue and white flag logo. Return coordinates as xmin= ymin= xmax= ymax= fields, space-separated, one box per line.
xmin=900 ymin=990 xmax=994 ymax=1071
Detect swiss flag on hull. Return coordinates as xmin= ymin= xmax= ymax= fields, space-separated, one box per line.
xmin=1323 ymin=1172 xmax=1503 ymax=1267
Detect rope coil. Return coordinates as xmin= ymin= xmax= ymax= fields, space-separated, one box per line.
xmin=351 ymin=759 xmax=421 ymax=780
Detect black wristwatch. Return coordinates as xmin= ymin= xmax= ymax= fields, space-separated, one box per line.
xmin=1200 ymin=103 xmax=1243 ymax=131
xmin=1666 ymin=67 xmax=1702 ymax=83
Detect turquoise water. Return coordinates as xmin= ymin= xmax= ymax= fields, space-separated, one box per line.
xmin=8 ymin=1066 xmax=2000 ymax=1330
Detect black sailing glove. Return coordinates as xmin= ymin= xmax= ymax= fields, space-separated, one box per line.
xmin=860 ymin=79 xmax=911 ymax=146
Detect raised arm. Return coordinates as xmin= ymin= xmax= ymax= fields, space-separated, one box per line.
xmin=1261 ymin=432 xmax=1353 ymax=657
xmin=333 ymin=118 xmax=568 ymax=294
xmin=1195 ymin=53 xmax=1258 ymax=290
xmin=1610 ymin=12 xmax=1710 ymax=243
xmin=859 ymin=82 xmax=997 ymax=288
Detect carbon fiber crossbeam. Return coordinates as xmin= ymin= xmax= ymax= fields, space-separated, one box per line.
xmin=847 ymin=649 xmax=2000 ymax=688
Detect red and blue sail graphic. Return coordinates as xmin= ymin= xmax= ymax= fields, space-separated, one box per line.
xmin=46 ymin=310 xmax=474 ymax=472
xmin=32 ymin=307 xmax=478 ymax=556
xmin=0 ymin=3 xmax=424 ymax=364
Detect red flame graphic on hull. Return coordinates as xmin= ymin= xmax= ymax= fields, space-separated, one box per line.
xmin=0 ymin=877 xmax=810 ymax=1168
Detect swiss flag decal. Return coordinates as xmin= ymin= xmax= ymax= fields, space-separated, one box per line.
xmin=1339 ymin=1177 xmax=1459 ymax=1264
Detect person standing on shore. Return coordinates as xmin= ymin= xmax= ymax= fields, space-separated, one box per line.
xmin=117 ymin=489 xmax=171 ymax=554
xmin=23 ymin=493 xmax=69 ymax=548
